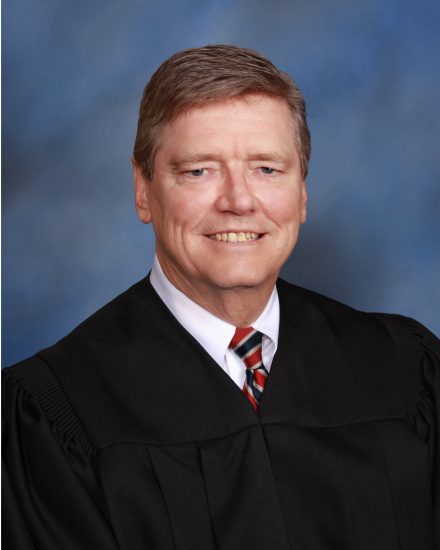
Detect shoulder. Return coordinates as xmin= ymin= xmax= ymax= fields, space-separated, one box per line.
xmin=276 ymin=278 xmax=388 ymax=339
xmin=3 ymin=354 xmax=95 ymax=457
xmin=33 ymin=276 xmax=172 ymax=364
xmin=371 ymin=313 xmax=440 ymax=429
xmin=54 ymin=276 xmax=156 ymax=342
xmin=277 ymin=278 xmax=364 ymax=317
xmin=277 ymin=278 xmax=439 ymax=342
xmin=371 ymin=312 xmax=440 ymax=356
xmin=277 ymin=278 xmax=440 ymax=427
xmin=5 ymin=276 xmax=163 ymax=383
xmin=4 ymin=276 xmax=177 ymax=447
xmin=277 ymin=277 xmax=439 ymax=351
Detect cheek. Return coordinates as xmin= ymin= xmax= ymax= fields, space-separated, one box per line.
xmin=170 ymin=186 xmax=216 ymax=219
xmin=153 ymin=190 xmax=208 ymax=239
xmin=261 ymin=190 xmax=303 ymax=224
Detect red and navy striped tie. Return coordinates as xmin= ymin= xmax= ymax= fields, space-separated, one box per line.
xmin=229 ymin=327 xmax=268 ymax=411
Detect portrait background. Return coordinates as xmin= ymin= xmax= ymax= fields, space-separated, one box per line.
xmin=3 ymin=0 xmax=439 ymax=365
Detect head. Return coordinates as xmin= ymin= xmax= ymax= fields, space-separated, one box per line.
xmin=132 ymin=45 xmax=310 ymax=319
xmin=133 ymin=44 xmax=311 ymax=181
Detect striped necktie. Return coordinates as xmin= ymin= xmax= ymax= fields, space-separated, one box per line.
xmin=229 ymin=327 xmax=269 ymax=411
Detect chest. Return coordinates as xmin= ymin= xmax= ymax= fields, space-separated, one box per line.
xmin=96 ymin=420 xmax=434 ymax=550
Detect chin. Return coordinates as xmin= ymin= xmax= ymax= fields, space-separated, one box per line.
xmin=207 ymin=271 xmax=273 ymax=291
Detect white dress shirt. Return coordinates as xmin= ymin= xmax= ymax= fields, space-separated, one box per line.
xmin=150 ymin=256 xmax=280 ymax=388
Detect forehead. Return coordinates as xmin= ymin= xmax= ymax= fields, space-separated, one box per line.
xmin=157 ymin=94 xmax=297 ymax=155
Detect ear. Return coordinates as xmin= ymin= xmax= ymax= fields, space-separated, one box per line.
xmin=300 ymin=179 xmax=307 ymax=224
xmin=133 ymin=158 xmax=152 ymax=224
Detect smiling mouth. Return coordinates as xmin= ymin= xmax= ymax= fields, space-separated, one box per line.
xmin=208 ymin=232 xmax=260 ymax=243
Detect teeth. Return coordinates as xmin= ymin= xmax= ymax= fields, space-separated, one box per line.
xmin=237 ymin=232 xmax=246 ymax=242
xmin=209 ymin=232 xmax=259 ymax=242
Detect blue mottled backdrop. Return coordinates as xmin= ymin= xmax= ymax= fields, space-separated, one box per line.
xmin=3 ymin=0 xmax=439 ymax=365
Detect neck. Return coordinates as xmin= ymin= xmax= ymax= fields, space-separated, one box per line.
xmin=158 ymin=260 xmax=276 ymax=327
xmin=189 ymin=284 xmax=275 ymax=327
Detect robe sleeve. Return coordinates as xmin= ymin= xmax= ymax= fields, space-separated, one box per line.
xmin=2 ymin=356 xmax=118 ymax=550
xmin=410 ymin=319 xmax=440 ymax=544
xmin=376 ymin=314 xmax=440 ymax=544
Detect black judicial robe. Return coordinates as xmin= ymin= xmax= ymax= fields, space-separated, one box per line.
xmin=3 ymin=277 xmax=440 ymax=550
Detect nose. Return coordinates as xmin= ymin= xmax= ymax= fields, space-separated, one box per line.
xmin=215 ymin=168 xmax=257 ymax=214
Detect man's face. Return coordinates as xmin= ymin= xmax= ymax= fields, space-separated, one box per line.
xmin=134 ymin=94 xmax=307 ymax=303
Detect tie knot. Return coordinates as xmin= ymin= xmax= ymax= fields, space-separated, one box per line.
xmin=229 ymin=327 xmax=263 ymax=370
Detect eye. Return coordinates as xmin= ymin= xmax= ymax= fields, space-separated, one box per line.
xmin=260 ymin=167 xmax=276 ymax=175
xmin=186 ymin=168 xmax=207 ymax=177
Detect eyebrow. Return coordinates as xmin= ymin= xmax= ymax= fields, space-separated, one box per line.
xmin=247 ymin=153 xmax=289 ymax=164
xmin=169 ymin=154 xmax=221 ymax=171
xmin=169 ymin=152 xmax=291 ymax=170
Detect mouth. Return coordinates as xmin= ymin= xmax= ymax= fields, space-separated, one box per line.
xmin=207 ymin=232 xmax=261 ymax=243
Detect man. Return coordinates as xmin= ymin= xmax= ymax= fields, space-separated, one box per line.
xmin=3 ymin=45 xmax=439 ymax=549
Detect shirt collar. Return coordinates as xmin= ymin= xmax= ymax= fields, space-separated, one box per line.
xmin=150 ymin=256 xmax=279 ymax=367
